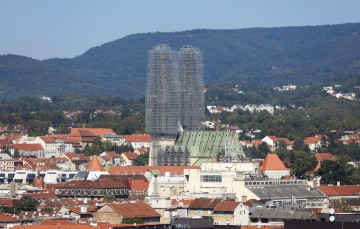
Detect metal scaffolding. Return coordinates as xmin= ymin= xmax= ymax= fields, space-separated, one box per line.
xmin=146 ymin=44 xmax=205 ymax=165
xmin=179 ymin=45 xmax=205 ymax=131
xmin=145 ymin=44 xmax=180 ymax=137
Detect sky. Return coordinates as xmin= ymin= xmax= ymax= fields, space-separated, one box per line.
xmin=1 ymin=0 xmax=360 ymax=60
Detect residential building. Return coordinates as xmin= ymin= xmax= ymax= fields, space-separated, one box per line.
xmin=33 ymin=135 xmax=74 ymax=157
xmin=259 ymin=153 xmax=290 ymax=179
xmin=55 ymin=179 xmax=128 ymax=199
xmin=0 ymin=154 xmax=14 ymax=170
xmin=11 ymin=143 xmax=45 ymax=158
xmin=304 ymin=136 xmax=323 ymax=151
xmin=213 ymin=201 xmax=249 ymax=226
xmin=123 ymin=134 xmax=152 ymax=148
xmin=261 ymin=136 xmax=294 ymax=151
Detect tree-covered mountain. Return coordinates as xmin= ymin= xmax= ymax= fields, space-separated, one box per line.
xmin=1 ymin=23 xmax=360 ymax=100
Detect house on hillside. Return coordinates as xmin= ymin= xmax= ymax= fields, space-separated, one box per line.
xmin=261 ymin=136 xmax=294 ymax=151
xmin=303 ymin=135 xmax=324 ymax=151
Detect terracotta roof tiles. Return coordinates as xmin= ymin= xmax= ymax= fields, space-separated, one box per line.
xmin=304 ymin=136 xmax=321 ymax=144
xmin=314 ymin=153 xmax=337 ymax=162
xmin=213 ymin=201 xmax=240 ymax=212
xmin=107 ymin=202 xmax=160 ymax=218
xmin=86 ymin=156 xmax=105 ymax=171
xmin=261 ymin=153 xmax=289 ymax=171
xmin=318 ymin=186 xmax=360 ymax=196
xmin=70 ymin=128 xmax=115 ymax=137
xmin=188 ymin=198 xmax=222 ymax=210
xmin=12 ymin=143 xmax=43 ymax=151
xmin=123 ymin=134 xmax=152 ymax=143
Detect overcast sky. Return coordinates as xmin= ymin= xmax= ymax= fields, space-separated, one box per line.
xmin=1 ymin=0 xmax=359 ymax=60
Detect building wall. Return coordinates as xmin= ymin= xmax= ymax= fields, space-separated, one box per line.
xmin=263 ymin=170 xmax=290 ymax=179
xmin=185 ymin=163 xmax=259 ymax=201
xmin=93 ymin=205 xmax=123 ymax=224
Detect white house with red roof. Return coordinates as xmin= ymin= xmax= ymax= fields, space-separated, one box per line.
xmin=33 ymin=135 xmax=74 ymax=158
xmin=122 ymin=134 xmax=152 ymax=148
xmin=11 ymin=143 xmax=45 ymax=158
xmin=259 ymin=153 xmax=290 ymax=179
xmin=303 ymin=135 xmax=324 ymax=151
xmin=261 ymin=136 xmax=294 ymax=151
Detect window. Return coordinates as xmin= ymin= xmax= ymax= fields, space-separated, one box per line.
xmin=201 ymin=175 xmax=222 ymax=183
xmin=197 ymin=210 xmax=203 ymax=214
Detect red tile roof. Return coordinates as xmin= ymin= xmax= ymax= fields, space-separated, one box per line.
xmin=313 ymin=162 xmax=321 ymax=173
xmin=86 ymin=156 xmax=105 ymax=171
xmin=0 ymin=213 xmax=21 ymax=222
xmin=277 ymin=138 xmax=294 ymax=146
xmin=314 ymin=153 xmax=337 ymax=162
xmin=213 ymin=201 xmax=240 ymax=212
xmin=268 ymin=136 xmax=277 ymax=141
xmin=105 ymin=151 xmax=118 ymax=158
xmin=70 ymin=128 xmax=115 ymax=137
xmin=129 ymin=179 xmax=149 ymax=191
xmin=69 ymin=206 xmax=97 ymax=214
xmin=123 ymin=134 xmax=152 ymax=143
xmin=260 ymin=153 xmax=289 ymax=171
xmin=12 ymin=143 xmax=43 ymax=151
xmin=122 ymin=152 xmax=138 ymax=161
xmin=0 ymin=199 xmax=14 ymax=207
xmin=107 ymin=202 xmax=161 ymax=218
xmin=188 ymin=198 xmax=222 ymax=210
xmin=41 ymin=219 xmax=75 ymax=225
xmin=108 ymin=166 xmax=200 ymax=176
xmin=304 ymin=136 xmax=321 ymax=144
xmin=172 ymin=199 xmax=195 ymax=207
xmin=22 ymin=191 xmax=57 ymax=199
xmin=318 ymin=186 xmax=360 ymax=196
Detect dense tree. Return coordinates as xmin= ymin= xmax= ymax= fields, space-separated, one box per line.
xmin=122 ymin=217 xmax=144 ymax=224
xmin=13 ymin=149 xmax=20 ymax=158
xmin=290 ymin=151 xmax=317 ymax=179
xmin=103 ymin=195 xmax=116 ymax=203
xmin=133 ymin=152 xmax=149 ymax=166
xmin=330 ymin=199 xmax=353 ymax=213
xmin=316 ymin=160 xmax=351 ymax=185
xmin=11 ymin=196 xmax=39 ymax=214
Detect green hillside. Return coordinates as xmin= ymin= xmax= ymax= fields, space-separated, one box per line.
xmin=1 ymin=23 xmax=360 ymax=100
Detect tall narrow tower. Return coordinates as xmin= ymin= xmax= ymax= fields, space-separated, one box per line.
xmin=179 ymin=45 xmax=205 ymax=130
xmin=145 ymin=44 xmax=180 ymax=137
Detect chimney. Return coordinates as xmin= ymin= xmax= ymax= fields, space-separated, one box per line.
xmin=337 ymin=181 xmax=340 ymax=186
xmin=81 ymin=205 xmax=87 ymax=213
xmin=216 ymin=115 xmax=220 ymax=131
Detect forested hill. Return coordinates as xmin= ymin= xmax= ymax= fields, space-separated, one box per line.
xmin=1 ymin=23 xmax=360 ymax=100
